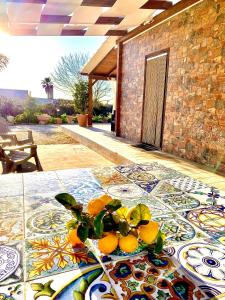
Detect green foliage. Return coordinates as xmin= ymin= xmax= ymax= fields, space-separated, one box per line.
xmin=93 ymin=211 xmax=106 ymax=238
xmin=130 ymin=204 xmax=152 ymax=227
xmin=61 ymin=113 xmax=67 ymax=123
xmin=73 ymin=80 xmax=89 ymax=114
xmin=49 ymin=116 xmax=56 ymax=124
xmin=154 ymin=230 xmax=164 ymax=254
xmin=14 ymin=110 xmax=37 ymax=124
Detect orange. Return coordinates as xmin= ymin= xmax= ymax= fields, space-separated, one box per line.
xmin=68 ymin=229 xmax=84 ymax=248
xmin=138 ymin=221 xmax=159 ymax=244
xmin=98 ymin=233 xmax=119 ymax=254
xmin=87 ymin=195 xmax=112 ymax=216
xmin=119 ymin=234 xmax=138 ymax=253
xmin=99 ymin=194 xmax=113 ymax=205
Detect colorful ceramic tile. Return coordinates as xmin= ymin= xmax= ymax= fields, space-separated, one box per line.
xmin=150 ymin=180 xmax=182 ymax=195
xmin=0 ymin=241 xmax=23 ymax=287
xmin=184 ymin=206 xmax=225 ymax=243
xmin=157 ymin=193 xmax=201 ymax=211
xmin=0 ymin=213 xmax=24 ymax=243
xmin=25 ymin=209 xmax=72 ymax=238
xmin=104 ymin=252 xmax=209 ymax=299
xmin=187 ymin=187 xmax=225 ymax=206
xmin=105 ymin=184 xmax=146 ymax=199
xmin=56 ymin=168 xmax=92 ymax=181
xmin=153 ymin=214 xmax=199 ymax=245
xmin=121 ymin=195 xmax=174 ymax=217
xmin=0 ymin=283 xmax=24 ymax=300
xmin=177 ymin=243 xmax=225 ymax=288
xmin=25 ymin=233 xmax=98 ymax=280
xmin=166 ymin=176 xmax=209 ymax=192
xmin=25 ymin=265 xmax=117 ymax=299
xmin=92 ymin=166 xmax=130 ymax=186
xmin=24 ymin=193 xmax=63 ymax=212
xmin=0 ymin=196 xmax=23 ymax=214
xmin=62 ymin=179 xmax=105 ymax=204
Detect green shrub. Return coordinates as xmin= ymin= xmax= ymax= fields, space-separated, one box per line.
xmin=14 ymin=110 xmax=38 ymax=124
xmin=61 ymin=113 xmax=67 ymax=124
xmin=49 ymin=116 xmax=56 ymax=124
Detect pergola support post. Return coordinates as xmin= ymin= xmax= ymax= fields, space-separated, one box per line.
xmin=88 ymin=76 xmax=93 ymax=127
xmin=116 ymin=42 xmax=123 ymax=136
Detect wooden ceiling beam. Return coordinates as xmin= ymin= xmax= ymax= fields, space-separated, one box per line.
xmin=118 ymin=0 xmax=203 ymax=44
xmin=141 ymin=0 xmax=173 ymax=10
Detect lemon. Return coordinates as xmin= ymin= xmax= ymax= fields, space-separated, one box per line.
xmin=119 ymin=234 xmax=138 ymax=253
xmin=138 ymin=221 xmax=159 ymax=244
xmin=98 ymin=233 xmax=119 ymax=254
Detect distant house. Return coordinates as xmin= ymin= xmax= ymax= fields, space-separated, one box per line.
xmin=0 ymin=88 xmax=30 ymax=104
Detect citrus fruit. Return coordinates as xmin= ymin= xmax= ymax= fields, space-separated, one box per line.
xmin=68 ymin=229 xmax=84 ymax=248
xmin=125 ymin=206 xmax=135 ymax=222
xmin=87 ymin=198 xmax=106 ymax=216
xmin=98 ymin=233 xmax=119 ymax=254
xmin=138 ymin=221 xmax=159 ymax=244
xmin=99 ymin=194 xmax=113 ymax=205
xmin=119 ymin=234 xmax=138 ymax=253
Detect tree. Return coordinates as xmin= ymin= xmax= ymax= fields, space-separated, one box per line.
xmin=41 ymin=77 xmax=54 ymax=99
xmin=0 ymin=54 xmax=9 ymax=71
xmin=73 ymin=79 xmax=89 ymax=114
xmin=51 ymin=52 xmax=112 ymax=102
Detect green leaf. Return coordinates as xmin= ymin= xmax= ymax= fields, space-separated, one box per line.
xmin=94 ymin=210 xmax=106 ymax=238
xmin=154 ymin=230 xmax=164 ymax=254
xmin=73 ymin=291 xmax=84 ymax=300
xmin=55 ymin=193 xmax=77 ymax=209
xmin=105 ymin=199 xmax=122 ymax=211
xmin=103 ymin=214 xmax=117 ymax=232
xmin=66 ymin=219 xmax=78 ymax=231
xmin=118 ymin=220 xmax=130 ymax=236
xmin=77 ymin=224 xmax=89 ymax=242
xmin=130 ymin=204 xmax=151 ymax=227
xmin=79 ymin=278 xmax=88 ymax=293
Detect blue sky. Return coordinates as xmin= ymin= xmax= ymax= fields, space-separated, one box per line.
xmin=0 ymin=36 xmax=106 ymax=99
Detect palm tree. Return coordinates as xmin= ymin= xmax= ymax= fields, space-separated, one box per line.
xmin=0 ymin=54 xmax=9 ymax=72
xmin=41 ymin=77 xmax=54 ymax=99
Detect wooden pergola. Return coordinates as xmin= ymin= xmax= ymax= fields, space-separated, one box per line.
xmin=81 ymin=38 xmax=117 ymax=127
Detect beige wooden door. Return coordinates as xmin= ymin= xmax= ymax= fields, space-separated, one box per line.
xmin=142 ymin=53 xmax=168 ymax=148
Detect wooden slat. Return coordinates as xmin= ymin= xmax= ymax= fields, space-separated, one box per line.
xmin=118 ymin=0 xmax=202 ymax=43
xmin=96 ymin=16 xmax=124 ymax=25
xmin=141 ymin=0 xmax=173 ymax=10
xmin=81 ymin=0 xmax=116 ymax=7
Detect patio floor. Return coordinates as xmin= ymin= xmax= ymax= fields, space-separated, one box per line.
xmin=62 ymin=124 xmax=225 ymax=191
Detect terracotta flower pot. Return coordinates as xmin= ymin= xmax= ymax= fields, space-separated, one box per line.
xmin=77 ymin=114 xmax=88 ymax=127
xmin=66 ymin=115 xmax=74 ymax=124
xmin=37 ymin=114 xmax=51 ymax=125
xmin=55 ymin=118 xmax=62 ymax=124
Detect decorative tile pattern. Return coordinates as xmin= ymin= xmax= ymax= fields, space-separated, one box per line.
xmin=104 ymin=252 xmax=208 ymax=299
xmin=188 ymin=187 xmax=225 ymax=206
xmin=0 ymin=283 xmax=24 ymax=300
xmin=25 ymin=233 xmax=98 ymax=280
xmin=185 ymin=206 xmax=225 ymax=242
xmin=92 ymin=166 xmax=130 ymax=186
xmin=158 ymin=193 xmax=201 ymax=211
xmin=25 ymin=265 xmax=117 ymax=299
xmin=0 ymin=163 xmax=224 ymax=299
xmin=25 ymin=209 xmax=72 ymax=238
xmin=166 ymin=177 xmax=209 ymax=192
xmin=0 ymin=242 xmax=23 ymax=287
xmin=0 ymin=213 xmax=24 ymax=243
xmin=178 ymin=243 xmax=225 ymax=287
xmin=153 ymin=214 xmax=198 ymax=245
xmin=106 ymin=183 xmax=146 ymax=199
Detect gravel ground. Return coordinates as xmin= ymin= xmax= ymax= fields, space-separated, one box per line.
xmin=10 ymin=125 xmax=77 ymax=145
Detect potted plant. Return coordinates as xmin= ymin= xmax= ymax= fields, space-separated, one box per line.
xmin=73 ymin=80 xmax=89 ymax=127
xmin=37 ymin=114 xmax=51 ymax=125
xmin=55 ymin=117 xmax=62 ymax=124
xmin=66 ymin=115 xmax=74 ymax=124
xmin=55 ymin=193 xmax=164 ymax=257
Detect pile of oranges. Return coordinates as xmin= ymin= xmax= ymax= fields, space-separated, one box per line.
xmin=68 ymin=194 xmax=160 ymax=254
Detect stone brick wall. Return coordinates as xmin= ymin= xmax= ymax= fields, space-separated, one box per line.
xmin=120 ymin=0 xmax=225 ymax=172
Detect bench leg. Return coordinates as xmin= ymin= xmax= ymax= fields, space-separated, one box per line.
xmin=34 ymin=153 xmax=43 ymax=171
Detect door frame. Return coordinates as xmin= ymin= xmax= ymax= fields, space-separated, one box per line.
xmin=141 ymin=48 xmax=170 ymax=149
